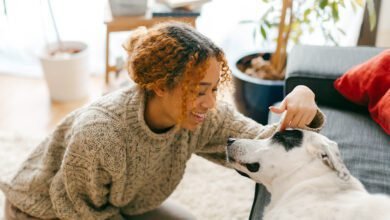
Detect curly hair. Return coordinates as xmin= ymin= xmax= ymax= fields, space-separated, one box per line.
xmin=123 ymin=21 xmax=231 ymax=122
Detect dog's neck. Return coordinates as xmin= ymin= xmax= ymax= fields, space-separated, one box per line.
xmin=267 ymin=158 xmax=364 ymax=203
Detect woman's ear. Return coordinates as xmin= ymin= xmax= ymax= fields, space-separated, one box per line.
xmin=152 ymin=86 xmax=166 ymax=97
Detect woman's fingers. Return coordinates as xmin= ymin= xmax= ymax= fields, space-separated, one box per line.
xmin=269 ymin=106 xmax=284 ymax=114
xmin=280 ymin=108 xmax=295 ymax=130
xmin=270 ymin=100 xmax=290 ymax=131
xmin=298 ymin=113 xmax=311 ymax=128
xmin=272 ymin=93 xmax=318 ymax=130
xmin=295 ymin=107 xmax=317 ymax=128
xmin=269 ymin=100 xmax=287 ymax=114
xmin=292 ymin=113 xmax=306 ymax=128
xmin=282 ymin=105 xmax=317 ymax=129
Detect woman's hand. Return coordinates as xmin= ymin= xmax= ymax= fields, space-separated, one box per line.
xmin=269 ymin=85 xmax=318 ymax=131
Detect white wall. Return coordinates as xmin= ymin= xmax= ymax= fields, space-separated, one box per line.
xmin=376 ymin=0 xmax=390 ymax=47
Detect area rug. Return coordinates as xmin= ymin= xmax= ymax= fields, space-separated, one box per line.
xmin=0 ymin=132 xmax=255 ymax=220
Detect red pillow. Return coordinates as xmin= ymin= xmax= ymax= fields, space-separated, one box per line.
xmin=369 ymin=90 xmax=390 ymax=135
xmin=334 ymin=49 xmax=390 ymax=134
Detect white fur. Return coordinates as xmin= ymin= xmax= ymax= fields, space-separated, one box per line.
xmin=226 ymin=130 xmax=390 ymax=220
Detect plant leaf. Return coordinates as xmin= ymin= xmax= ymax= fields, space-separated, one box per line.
xmin=320 ymin=0 xmax=328 ymax=9
xmin=339 ymin=0 xmax=345 ymax=7
xmin=304 ymin=8 xmax=311 ymax=21
xmin=366 ymin=0 xmax=377 ymax=31
xmin=260 ymin=25 xmax=267 ymax=39
xmin=354 ymin=0 xmax=364 ymax=7
xmin=337 ymin=27 xmax=346 ymax=35
xmin=3 ymin=0 xmax=7 ymax=15
xmin=351 ymin=1 xmax=357 ymax=13
xmin=239 ymin=20 xmax=256 ymax=24
xmin=264 ymin=20 xmax=271 ymax=28
xmin=253 ymin=28 xmax=257 ymax=44
xmin=331 ymin=2 xmax=339 ymax=21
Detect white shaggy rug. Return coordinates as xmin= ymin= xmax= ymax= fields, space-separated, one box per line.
xmin=0 ymin=132 xmax=255 ymax=220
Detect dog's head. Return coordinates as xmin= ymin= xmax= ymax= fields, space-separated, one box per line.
xmin=226 ymin=130 xmax=350 ymax=187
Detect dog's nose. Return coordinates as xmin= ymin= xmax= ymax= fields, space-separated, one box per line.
xmin=227 ymin=138 xmax=236 ymax=146
xmin=246 ymin=163 xmax=260 ymax=172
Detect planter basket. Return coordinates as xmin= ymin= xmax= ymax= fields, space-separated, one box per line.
xmin=230 ymin=52 xmax=285 ymax=124
xmin=40 ymin=41 xmax=90 ymax=102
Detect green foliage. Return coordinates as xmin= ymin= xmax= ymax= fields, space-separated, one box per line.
xmin=366 ymin=0 xmax=377 ymax=31
xmin=239 ymin=0 xmax=378 ymax=79
xmin=256 ymin=0 xmax=376 ymax=46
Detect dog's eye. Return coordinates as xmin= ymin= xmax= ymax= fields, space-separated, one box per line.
xmin=246 ymin=163 xmax=260 ymax=172
xmin=321 ymin=153 xmax=329 ymax=159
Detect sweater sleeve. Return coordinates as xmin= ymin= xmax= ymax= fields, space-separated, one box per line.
xmin=49 ymin=111 xmax=127 ymax=220
xmin=194 ymin=102 xmax=266 ymax=166
xmin=195 ymin=102 xmax=326 ymax=166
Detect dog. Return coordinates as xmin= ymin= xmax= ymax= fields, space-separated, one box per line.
xmin=226 ymin=129 xmax=390 ymax=220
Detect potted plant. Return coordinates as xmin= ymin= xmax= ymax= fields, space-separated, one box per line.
xmin=39 ymin=0 xmax=90 ymax=102
xmin=231 ymin=0 xmax=376 ymax=124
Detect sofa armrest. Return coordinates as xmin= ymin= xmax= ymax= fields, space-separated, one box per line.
xmin=285 ymin=45 xmax=384 ymax=112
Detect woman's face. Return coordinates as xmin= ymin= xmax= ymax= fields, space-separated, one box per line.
xmin=162 ymin=58 xmax=221 ymax=131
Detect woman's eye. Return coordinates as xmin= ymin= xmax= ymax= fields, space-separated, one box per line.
xmin=198 ymin=88 xmax=218 ymax=96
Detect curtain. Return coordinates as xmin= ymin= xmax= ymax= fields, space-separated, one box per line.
xmin=0 ymin=0 xmax=106 ymax=77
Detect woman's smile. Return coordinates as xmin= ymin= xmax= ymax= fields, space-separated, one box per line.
xmin=191 ymin=111 xmax=207 ymax=123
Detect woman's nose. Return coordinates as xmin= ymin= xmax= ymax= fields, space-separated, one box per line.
xmin=201 ymin=93 xmax=216 ymax=109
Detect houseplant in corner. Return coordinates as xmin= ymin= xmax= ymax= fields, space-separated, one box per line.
xmin=231 ymin=0 xmax=376 ymax=124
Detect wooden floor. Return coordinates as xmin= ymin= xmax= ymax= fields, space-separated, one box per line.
xmin=0 ymin=74 xmax=108 ymax=135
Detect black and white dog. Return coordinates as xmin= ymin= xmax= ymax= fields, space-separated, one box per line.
xmin=226 ymin=130 xmax=390 ymax=220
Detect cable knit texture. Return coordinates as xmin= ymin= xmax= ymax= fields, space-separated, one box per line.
xmin=0 ymin=85 xmax=324 ymax=219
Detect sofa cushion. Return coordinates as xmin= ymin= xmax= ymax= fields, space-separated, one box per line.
xmin=319 ymin=106 xmax=390 ymax=193
xmin=285 ymin=45 xmax=384 ymax=113
xmin=370 ymin=90 xmax=390 ymax=134
xmin=333 ymin=49 xmax=390 ymax=106
xmin=333 ymin=49 xmax=390 ymax=134
xmin=250 ymin=105 xmax=390 ymax=220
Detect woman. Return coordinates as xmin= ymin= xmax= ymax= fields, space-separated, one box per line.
xmin=1 ymin=22 xmax=323 ymax=220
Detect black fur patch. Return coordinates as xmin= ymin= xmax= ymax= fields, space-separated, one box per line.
xmin=271 ymin=130 xmax=303 ymax=151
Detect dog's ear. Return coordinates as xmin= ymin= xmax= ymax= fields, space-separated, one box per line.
xmin=307 ymin=135 xmax=350 ymax=181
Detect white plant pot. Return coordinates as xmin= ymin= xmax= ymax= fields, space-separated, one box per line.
xmin=40 ymin=41 xmax=90 ymax=102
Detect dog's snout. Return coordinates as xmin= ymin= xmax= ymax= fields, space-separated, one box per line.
xmin=227 ymin=138 xmax=236 ymax=146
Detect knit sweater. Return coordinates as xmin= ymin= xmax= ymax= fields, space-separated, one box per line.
xmin=0 ymin=85 xmax=324 ymax=220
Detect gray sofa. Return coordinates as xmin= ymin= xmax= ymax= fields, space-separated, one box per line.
xmin=249 ymin=45 xmax=390 ymax=219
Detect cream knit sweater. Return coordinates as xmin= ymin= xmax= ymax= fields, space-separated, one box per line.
xmin=0 ymin=85 xmax=324 ymax=219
